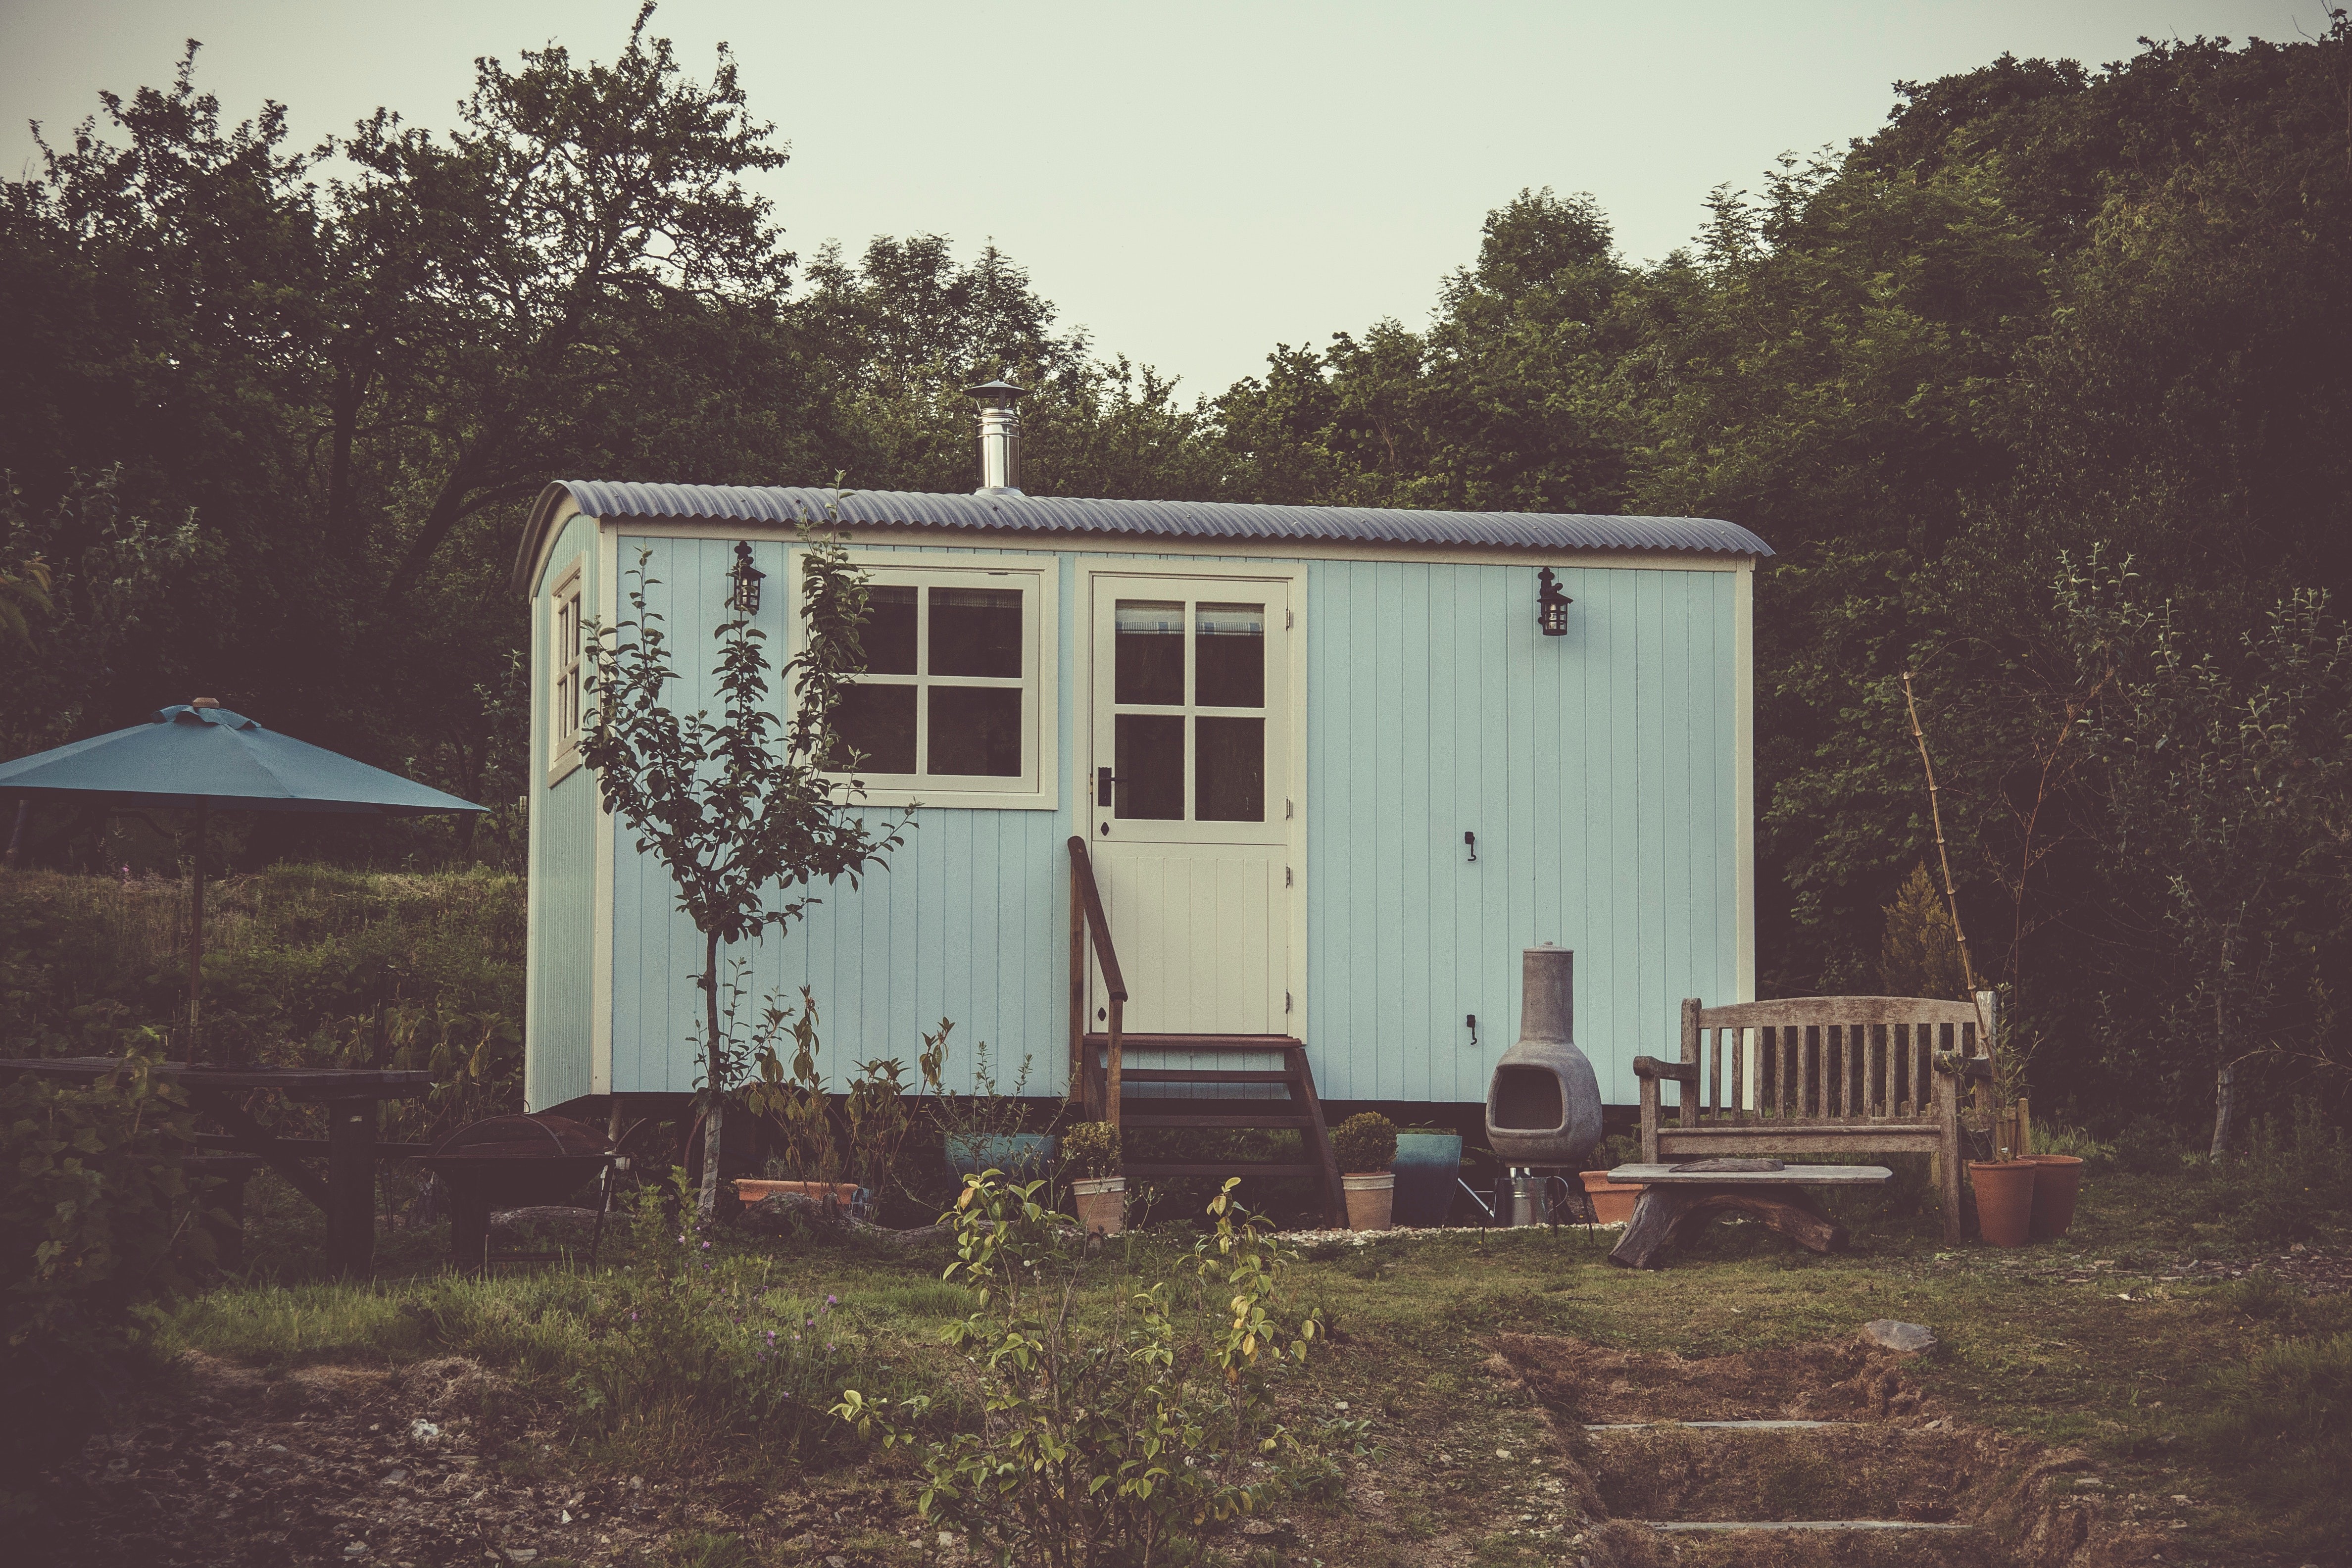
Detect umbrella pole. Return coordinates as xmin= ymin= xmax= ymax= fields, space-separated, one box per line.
xmin=187 ymin=799 xmax=204 ymax=1065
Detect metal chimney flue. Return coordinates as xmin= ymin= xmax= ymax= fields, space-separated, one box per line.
xmin=967 ymin=378 xmax=1027 ymax=494
xmin=1484 ymin=944 xmax=1604 ymax=1178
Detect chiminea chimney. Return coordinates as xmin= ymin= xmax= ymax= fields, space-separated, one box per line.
xmin=967 ymin=378 xmax=1027 ymax=494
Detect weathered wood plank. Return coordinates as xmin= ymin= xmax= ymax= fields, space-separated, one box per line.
xmin=1698 ymin=997 xmax=1980 ymax=1029
xmin=1608 ymin=1163 xmax=1893 ymax=1184
xmin=1655 ymin=1127 xmax=1944 ymax=1155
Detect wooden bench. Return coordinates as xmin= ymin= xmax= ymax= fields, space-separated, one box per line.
xmin=1604 ymin=1160 xmax=1891 ymax=1269
xmin=1632 ymin=993 xmax=1994 ymax=1244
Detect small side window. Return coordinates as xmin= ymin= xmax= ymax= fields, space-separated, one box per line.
xmin=549 ymin=562 xmax=585 ymax=781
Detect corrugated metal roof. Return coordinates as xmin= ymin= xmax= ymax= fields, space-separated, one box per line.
xmin=515 ymin=480 xmax=1769 ymax=592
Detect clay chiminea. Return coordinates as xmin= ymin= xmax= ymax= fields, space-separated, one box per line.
xmin=1485 ymin=944 xmax=1603 ymax=1169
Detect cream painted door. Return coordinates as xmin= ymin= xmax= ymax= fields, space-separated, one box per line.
xmin=1085 ymin=574 xmax=1293 ymax=1036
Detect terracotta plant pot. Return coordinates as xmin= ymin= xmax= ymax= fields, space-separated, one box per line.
xmin=2024 ymin=1154 xmax=2085 ymax=1238
xmin=1580 ymin=1170 xmax=1645 ymax=1225
xmin=734 ymin=1178 xmax=864 ymax=1214
xmin=1343 ymin=1172 xmax=1395 ymax=1231
xmin=1072 ymin=1175 xmax=1126 ymax=1236
xmin=1968 ymin=1160 xmax=2038 ymax=1247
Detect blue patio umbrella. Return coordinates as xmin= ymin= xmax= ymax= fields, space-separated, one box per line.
xmin=0 ymin=698 xmax=487 ymax=1058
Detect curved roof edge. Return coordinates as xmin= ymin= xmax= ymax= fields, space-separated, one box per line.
xmin=512 ymin=480 xmax=1770 ymax=595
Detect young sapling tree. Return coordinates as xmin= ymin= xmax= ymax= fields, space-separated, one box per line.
xmin=581 ymin=527 xmax=907 ymax=1213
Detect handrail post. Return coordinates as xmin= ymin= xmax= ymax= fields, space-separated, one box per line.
xmin=1069 ymin=850 xmax=1085 ymax=1111
xmin=1107 ymin=996 xmax=1123 ymax=1130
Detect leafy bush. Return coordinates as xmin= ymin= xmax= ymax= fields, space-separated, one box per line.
xmin=2216 ymin=1105 xmax=2352 ymax=1242
xmin=2034 ymin=1122 xmax=2117 ymax=1170
xmin=2112 ymin=1115 xmax=2184 ymax=1176
xmin=0 ymin=1042 xmax=213 ymax=1514
xmin=834 ymin=1175 xmax=1357 ymax=1567
xmin=1331 ymin=1112 xmax=1397 ymax=1175
xmin=2191 ymin=1331 xmax=2352 ymax=1545
xmin=1062 ymin=1120 xmax=1121 ymax=1179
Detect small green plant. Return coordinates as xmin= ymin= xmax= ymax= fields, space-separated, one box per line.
xmin=833 ymin=1175 xmax=1350 ymax=1567
xmin=2189 ymin=1330 xmax=2352 ymax=1544
xmin=1331 ymin=1112 xmax=1398 ymax=1175
xmin=1062 ymin=1119 xmax=1122 ymax=1179
xmin=2112 ymin=1115 xmax=2183 ymax=1176
xmin=922 ymin=1026 xmax=1037 ymax=1144
xmin=2216 ymin=1104 xmax=2352 ymax=1242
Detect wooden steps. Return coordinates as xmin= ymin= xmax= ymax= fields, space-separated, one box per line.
xmin=1080 ymin=1032 xmax=1346 ymax=1227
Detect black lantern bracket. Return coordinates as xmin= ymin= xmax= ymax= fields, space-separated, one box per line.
xmin=728 ymin=541 xmax=765 ymax=617
xmin=1537 ymin=567 xmax=1573 ymax=636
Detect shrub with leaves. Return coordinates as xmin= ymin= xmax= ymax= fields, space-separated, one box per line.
xmin=2216 ymin=1104 xmax=2352 ymax=1242
xmin=0 ymin=1040 xmax=213 ymax=1514
xmin=1330 ymin=1111 xmax=1397 ymax=1175
xmin=833 ymin=1175 xmax=1352 ymax=1568
xmin=1061 ymin=1120 xmax=1121 ymax=1180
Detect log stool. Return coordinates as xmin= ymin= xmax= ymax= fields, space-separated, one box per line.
xmin=1605 ymin=1157 xmax=1892 ymax=1270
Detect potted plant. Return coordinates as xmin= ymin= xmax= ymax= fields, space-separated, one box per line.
xmin=1579 ymin=1132 xmax=1645 ymax=1224
xmin=1063 ymin=1120 xmax=1125 ymax=1236
xmin=928 ymin=1030 xmax=1059 ymax=1180
xmin=1392 ymin=1125 xmax=1465 ymax=1226
xmin=1966 ymin=996 xmax=2039 ymax=1248
xmin=1332 ymin=1112 xmax=1398 ymax=1231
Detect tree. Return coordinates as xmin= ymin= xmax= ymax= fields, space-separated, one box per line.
xmin=580 ymin=525 xmax=905 ymax=1212
xmin=2069 ymin=568 xmax=2352 ymax=1154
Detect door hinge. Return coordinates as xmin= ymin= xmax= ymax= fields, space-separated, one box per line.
xmin=1285 ymin=609 xmax=1294 ymax=630
xmin=1285 ymin=990 xmax=1293 ymax=1013
xmin=1285 ymin=865 xmax=1293 ymax=887
xmin=1284 ymin=797 xmax=1293 ymax=820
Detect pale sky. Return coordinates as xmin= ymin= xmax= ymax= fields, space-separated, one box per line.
xmin=0 ymin=0 xmax=2319 ymax=396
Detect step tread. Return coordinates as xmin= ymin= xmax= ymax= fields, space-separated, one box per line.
xmin=1649 ymin=1520 xmax=1974 ymax=1532
xmin=1084 ymin=1033 xmax=1305 ymax=1051
xmin=1587 ymin=1420 xmax=1858 ymax=1431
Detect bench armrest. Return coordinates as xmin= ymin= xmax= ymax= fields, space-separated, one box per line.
xmin=1632 ymin=1056 xmax=1698 ymax=1083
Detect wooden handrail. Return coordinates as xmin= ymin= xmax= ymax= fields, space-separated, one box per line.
xmin=1068 ymin=837 xmax=1127 ymax=1127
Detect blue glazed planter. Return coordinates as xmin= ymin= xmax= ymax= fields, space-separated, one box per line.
xmin=945 ymin=1133 xmax=1060 ymax=1181
xmin=1391 ymin=1132 xmax=1464 ymax=1226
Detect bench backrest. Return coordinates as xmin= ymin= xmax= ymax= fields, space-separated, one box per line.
xmin=1681 ymin=995 xmax=1986 ymax=1127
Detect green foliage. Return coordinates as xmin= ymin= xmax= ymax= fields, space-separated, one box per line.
xmin=833 ymin=1175 xmax=1352 ymax=1568
xmin=1331 ymin=1112 xmax=1398 ymax=1175
xmin=581 ymin=540 xmax=904 ymax=1211
xmin=0 ymin=1042 xmax=211 ymax=1511
xmin=2214 ymin=1105 xmax=2352 ymax=1243
xmin=2190 ymin=1331 xmax=2352 ymax=1544
xmin=1878 ymin=864 xmax=1966 ymax=999
xmin=1062 ymin=1120 xmax=1122 ymax=1180
xmin=2112 ymin=1116 xmax=2185 ymax=1176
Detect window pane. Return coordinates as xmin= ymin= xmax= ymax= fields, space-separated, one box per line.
xmin=828 ymin=683 xmax=916 ymax=774
xmin=930 ymin=588 xmax=1022 ymax=678
xmin=1115 ymin=599 xmax=1184 ymax=705
xmin=929 ymin=686 xmax=1023 ymax=777
xmin=1195 ymin=717 xmax=1265 ymax=821
xmin=1194 ymin=601 xmax=1264 ymax=707
xmin=1115 ymin=714 xmax=1184 ymax=819
xmin=863 ymin=585 xmax=917 ymax=675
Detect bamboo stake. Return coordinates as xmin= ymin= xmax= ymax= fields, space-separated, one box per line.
xmin=1902 ymin=671 xmax=1980 ymax=996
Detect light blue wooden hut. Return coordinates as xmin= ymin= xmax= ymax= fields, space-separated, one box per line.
xmin=511 ymin=387 xmax=1768 ymax=1161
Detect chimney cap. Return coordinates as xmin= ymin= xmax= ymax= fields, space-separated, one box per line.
xmin=965 ymin=378 xmax=1027 ymax=405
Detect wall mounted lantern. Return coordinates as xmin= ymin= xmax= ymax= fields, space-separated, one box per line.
xmin=728 ymin=541 xmax=765 ymax=617
xmin=1536 ymin=567 xmax=1572 ymax=636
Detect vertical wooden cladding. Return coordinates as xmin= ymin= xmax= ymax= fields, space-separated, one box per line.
xmin=526 ymin=512 xmax=599 ymax=1111
xmin=1305 ymin=561 xmax=1739 ymax=1106
xmin=604 ymin=536 xmax=1069 ymax=1098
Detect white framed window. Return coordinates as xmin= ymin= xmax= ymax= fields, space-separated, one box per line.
xmin=802 ymin=552 xmax=1059 ymax=810
xmin=548 ymin=560 xmax=585 ymax=784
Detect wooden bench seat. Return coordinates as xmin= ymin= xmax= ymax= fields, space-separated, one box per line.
xmin=1634 ymin=993 xmax=1995 ymax=1243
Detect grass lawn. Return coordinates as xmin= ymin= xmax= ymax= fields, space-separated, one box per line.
xmin=48 ymin=1162 xmax=2352 ymax=1567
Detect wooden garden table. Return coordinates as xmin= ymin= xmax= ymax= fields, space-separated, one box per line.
xmin=0 ymin=1057 xmax=431 ymax=1276
xmin=1604 ymin=1160 xmax=1891 ymax=1270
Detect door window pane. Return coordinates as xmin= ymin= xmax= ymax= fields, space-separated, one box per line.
xmin=930 ymin=588 xmax=1022 ymax=678
xmin=1115 ymin=600 xmax=1184 ymax=705
xmin=863 ymin=585 xmax=918 ymax=675
xmin=929 ymin=687 xmax=1023 ymax=776
xmin=1194 ymin=602 xmax=1265 ymax=708
xmin=829 ymin=683 xmax=916 ymax=774
xmin=1195 ymin=716 xmax=1265 ymax=821
xmin=1115 ymin=714 xmax=1184 ymax=819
